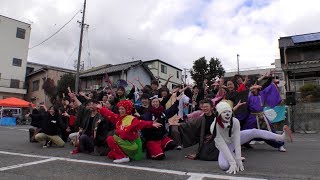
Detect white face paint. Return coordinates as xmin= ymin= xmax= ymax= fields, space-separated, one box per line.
xmin=221 ymin=110 xmax=232 ymax=122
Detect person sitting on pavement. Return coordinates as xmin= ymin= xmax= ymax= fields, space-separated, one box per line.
xmin=68 ymin=92 xmax=114 ymax=155
xmin=139 ymin=94 xmax=181 ymax=160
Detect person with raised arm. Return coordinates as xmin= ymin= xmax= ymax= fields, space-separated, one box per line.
xmin=97 ymin=100 xmax=162 ymax=163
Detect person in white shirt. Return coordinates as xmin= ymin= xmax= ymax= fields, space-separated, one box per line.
xmin=211 ymin=101 xmax=293 ymax=174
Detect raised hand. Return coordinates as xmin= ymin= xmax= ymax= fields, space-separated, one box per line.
xmin=79 ymin=91 xmax=86 ymax=97
xmin=152 ymin=122 xmax=163 ymax=128
xmin=176 ymin=92 xmax=184 ymax=101
xmin=68 ymin=92 xmax=76 ymax=99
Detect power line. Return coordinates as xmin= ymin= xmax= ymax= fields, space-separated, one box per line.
xmin=29 ymin=10 xmax=81 ymax=50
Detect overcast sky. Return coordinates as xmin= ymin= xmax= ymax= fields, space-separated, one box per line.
xmin=2 ymin=0 xmax=320 ymax=72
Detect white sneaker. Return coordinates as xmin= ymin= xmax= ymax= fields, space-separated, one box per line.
xmin=249 ymin=141 xmax=256 ymax=145
xmin=282 ymin=125 xmax=293 ymax=142
xmin=113 ymin=157 xmax=130 ymax=163
xmin=176 ymin=145 xmax=182 ymax=150
xmin=279 ymin=146 xmax=286 ymax=152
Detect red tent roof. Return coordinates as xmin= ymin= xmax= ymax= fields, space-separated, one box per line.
xmin=0 ymin=97 xmax=32 ymax=108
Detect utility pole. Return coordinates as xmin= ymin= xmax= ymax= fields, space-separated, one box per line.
xmin=237 ymin=54 xmax=240 ymax=74
xmin=75 ymin=0 xmax=86 ymax=93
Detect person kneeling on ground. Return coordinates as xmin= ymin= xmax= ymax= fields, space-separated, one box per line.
xmin=26 ymin=105 xmax=66 ymax=148
xmin=211 ymin=101 xmax=293 ymax=174
xmin=97 ymin=100 xmax=162 ymax=163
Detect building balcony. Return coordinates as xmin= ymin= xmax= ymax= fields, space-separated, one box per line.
xmin=0 ymin=78 xmax=27 ymax=94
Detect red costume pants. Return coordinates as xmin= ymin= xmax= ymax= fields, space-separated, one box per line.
xmin=146 ymin=136 xmax=173 ymax=158
xmin=106 ymin=136 xmax=127 ymax=159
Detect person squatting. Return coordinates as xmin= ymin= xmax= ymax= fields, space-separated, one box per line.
xmin=27 ymin=73 xmax=293 ymax=174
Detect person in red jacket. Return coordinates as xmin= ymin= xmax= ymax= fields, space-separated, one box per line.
xmin=97 ymin=100 xmax=162 ymax=163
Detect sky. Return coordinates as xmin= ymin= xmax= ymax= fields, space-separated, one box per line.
xmin=2 ymin=0 xmax=320 ymax=72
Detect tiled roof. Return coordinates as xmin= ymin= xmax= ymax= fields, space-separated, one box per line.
xmin=80 ymin=60 xmax=145 ymax=77
xmin=286 ymin=60 xmax=320 ymax=70
xmin=289 ymin=60 xmax=320 ymax=65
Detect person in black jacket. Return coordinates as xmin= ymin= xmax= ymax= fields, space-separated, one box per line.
xmin=27 ymin=105 xmax=66 ymax=148
xmin=140 ymin=94 xmax=181 ymax=160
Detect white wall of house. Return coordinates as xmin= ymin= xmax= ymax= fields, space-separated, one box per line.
xmin=145 ymin=60 xmax=182 ymax=89
xmin=126 ymin=65 xmax=152 ymax=89
xmin=0 ymin=15 xmax=31 ymax=98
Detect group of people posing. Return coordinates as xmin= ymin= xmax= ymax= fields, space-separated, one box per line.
xmin=27 ymin=72 xmax=293 ymax=174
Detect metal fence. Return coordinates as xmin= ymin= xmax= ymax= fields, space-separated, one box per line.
xmin=290 ymin=98 xmax=320 ymax=133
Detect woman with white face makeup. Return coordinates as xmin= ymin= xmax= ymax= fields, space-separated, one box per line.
xmin=211 ymin=101 xmax=293 ymax=174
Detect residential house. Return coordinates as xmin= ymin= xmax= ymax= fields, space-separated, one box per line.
xmin=0 ymin=15 xmax=31 ymax=99
xmin=25 ymin=62 xmax=76 ymax=107
xmin=144 ymin=59 xmax=183 ymax=90
xmin=279 ymin=32 xmax=320 ymax=95
xmin=79 ymin=60 xmax=155 ymax=91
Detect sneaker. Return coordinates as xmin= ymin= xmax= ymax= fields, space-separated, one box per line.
xmin=249 ymin=141 xmax=256 ymax=145
xmin=47 ymin=140 xmax=52 ymax=147
xmin=282 ymin=125 xmax=293 ymax=142
xmin=279 ymin=146 xmax=286 ymax=152
xmin=113 ymin=157 xmax=130 ymax=163
xmin=70 ymin=149 xmax=80 ymax=154
xmin=176 ymin=145 xmax=183 ymax=150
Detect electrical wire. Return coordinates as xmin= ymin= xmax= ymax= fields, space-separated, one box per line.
xmin=29 ymin=10 xmax=81 ymax=50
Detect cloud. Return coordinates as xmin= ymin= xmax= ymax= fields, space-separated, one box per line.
xmin=1 ymin=0 xmax=320 ymax=73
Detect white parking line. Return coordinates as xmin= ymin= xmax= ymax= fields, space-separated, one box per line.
xmin=0 ymin=150 xmax=266 ymax=180
xmin=0 ymin=158 xmax=56 ymax=171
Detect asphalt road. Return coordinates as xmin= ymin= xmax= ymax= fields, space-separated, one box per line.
xmin=0 ymin=125 xmax=319 ymax=180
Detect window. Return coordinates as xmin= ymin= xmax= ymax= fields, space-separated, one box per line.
xmin=10 ymin=79 xmax=20 ymax=88
xmin=12 ymin=58 xmax=22 ymax=67
xmin=32 ymin=80 xmax=40 ymax=91
xmin=176 ymin=71 xmax=179 ymax=79
xmin=161 ymin=64 xmax=167 ymax=74
xmin=16 ymin=28 xmax=26 ymax=39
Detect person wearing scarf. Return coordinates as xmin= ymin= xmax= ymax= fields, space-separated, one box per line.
xmin=140 ymin=95 xmax=180 ymax=160
xmin=97 ymin=100 xmax=162 ymax=163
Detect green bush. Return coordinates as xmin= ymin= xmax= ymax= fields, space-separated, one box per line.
xmin=299 ymin=84 xmax=320 ymax=98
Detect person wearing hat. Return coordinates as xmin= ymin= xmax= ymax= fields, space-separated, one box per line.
xmin=211 ymin=101 xmax=293 ymax=174
xmin=97 ymin=100 xmax=162 ymax=163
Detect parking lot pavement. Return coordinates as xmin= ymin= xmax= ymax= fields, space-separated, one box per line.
xmin=1 ymin=125 xmax=320 ymax=180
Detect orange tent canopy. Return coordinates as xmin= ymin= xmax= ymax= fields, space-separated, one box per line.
xmin=0 ymin=97 xmax=32 ymax=108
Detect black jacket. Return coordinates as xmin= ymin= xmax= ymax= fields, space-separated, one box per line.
xmin=140 ymin=100 xmax=179 ymax=141
xmin=30 ymin=112 xmax=66 ymax=136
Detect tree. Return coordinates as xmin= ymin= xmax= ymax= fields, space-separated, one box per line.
xmin=56 ymin=74 xmax=76 ymax=99
xmin=190 ymin=56 xmax=225 ymax=87
xmin=190 ymin=57 xmax=208 ymax=88
xmin=42 ymin=78 xmax=57 ymax=105
xmin=206 ymin=57 xmax=225 ymax=86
